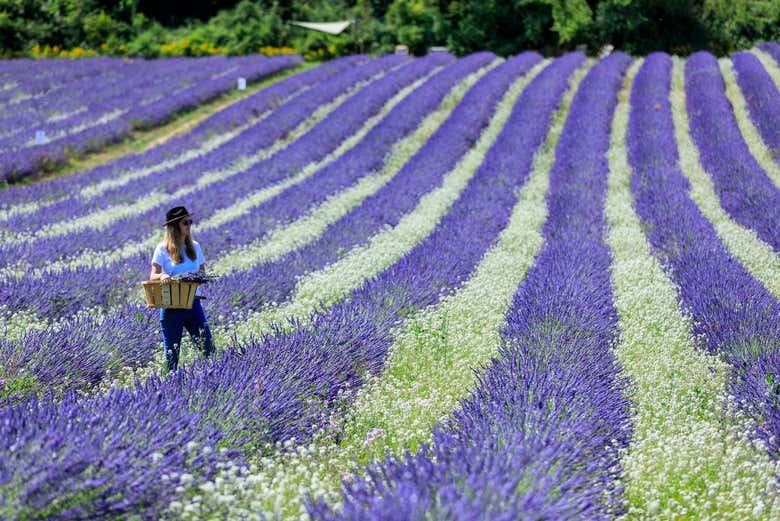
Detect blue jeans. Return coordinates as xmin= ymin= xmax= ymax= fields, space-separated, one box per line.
xmin=159 ymin=299 xmax=214 ymax=372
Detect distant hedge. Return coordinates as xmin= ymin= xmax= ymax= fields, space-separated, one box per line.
xmin=1 ymin=0 xmax=779 ymax=58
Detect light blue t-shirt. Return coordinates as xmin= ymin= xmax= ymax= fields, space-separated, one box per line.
xmin=152 ymin=241 xmax=206 ymax=295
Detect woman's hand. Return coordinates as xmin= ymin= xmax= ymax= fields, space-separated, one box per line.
xmin=151 ymin=262 xmax=170 ymax=283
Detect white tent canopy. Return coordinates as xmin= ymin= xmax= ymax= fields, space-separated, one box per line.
xmin=290 ymin=20 xmax=352 ymax=35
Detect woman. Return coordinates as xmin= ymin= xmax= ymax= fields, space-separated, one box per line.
xmin=150 ymin=206 xmax=215 ymax=372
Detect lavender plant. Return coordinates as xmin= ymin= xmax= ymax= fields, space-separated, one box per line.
xmin=0 ymin=54 xmax=454 ymax=402
xmin=0 ymin=54 xmax=414 ymax=267
xmin=0 ymin=55 xmax=362 ymax=212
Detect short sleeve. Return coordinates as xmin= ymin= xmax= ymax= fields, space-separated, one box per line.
xmin=152 ymin=244 xmax=168 ymax=268
xmin=195 ymin=243 xmax=206 ymax=265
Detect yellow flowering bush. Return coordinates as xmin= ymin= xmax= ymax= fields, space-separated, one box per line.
xmin=258 ymin=46 xmax=295 ymax=57
xmin=28 ymin=43 xmax=126 ymax=59
xmin=160 ymin=39 xmax=228 ymax=57
xmin=303 ymin=45 xmax=337 ymax=61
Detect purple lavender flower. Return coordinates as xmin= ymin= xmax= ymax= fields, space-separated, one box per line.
xmin=0 ymin=54 xmax=463 ymax=400
xmin=0 ymin=54 xmax=413 ymax=266
xmin=759 ymin=42 xmax=780 ymax=66
xmin=0 ymin=55 xmax=361 ymax=209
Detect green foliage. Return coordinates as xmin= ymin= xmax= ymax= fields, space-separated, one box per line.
xmin=82 ymin=11 xmax=127 ymax=48
xmin=445 ymin=0 xmax=558 ymax=56
xmin=386 ymin=0 xmax=444 ymax=55
xmin=0 ymin=372 xmax=38 ymax=401
xmin=700 ymin=0 xmax=780 ymax=53
xmin=1 ymin=0 xmax=779 ymax=57
xmin=593 ymin=0 xmax=711 ymax=55
xmin=201 ymin=0 xmax=285 ymax=54
xmin=351 ymin=0 xmax=396 ymax=54
xmin=124 ymin=15 xmax=166 ymax=58
xmin=0 ymin=0 xmax=134 ymax=52
xmin=549 ymin=0 xmax=593 ymax=43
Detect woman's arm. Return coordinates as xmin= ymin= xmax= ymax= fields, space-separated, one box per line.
xmin=150 ymin=262 xmax=171 ymax=283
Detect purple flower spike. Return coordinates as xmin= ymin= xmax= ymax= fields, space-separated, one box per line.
xmin=759 ymin=42 xmax=780 ymax=67
xmin=0 ymin=54 xmax=409 ymax=264
xmin=0 ymin=55 xmax=362 ymax=210
xmin=0 ymin=53 xmax=489 ymax=398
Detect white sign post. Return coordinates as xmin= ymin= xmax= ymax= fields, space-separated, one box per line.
xmin=34 ymin=130 xmax=47 ymax=144
xmin=237 ymin=77 xmax=247 ymax=90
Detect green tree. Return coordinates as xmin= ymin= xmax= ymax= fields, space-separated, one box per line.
xmin=594 ymin=0 xmax=710 ymax=55
xmin=205 ymin=0 xmax=284 ymax=53
xmin=549 ymin=0 xmax=592 ymax=43
xmin=446 ymin=0 xmax=556 ymax=56
xmin=125 ymin=13 xmax=166 ymax=57
xmin=351 ymin=0 xmax=395 ymax=54
xmin=2 ymin=0 xmax=780 ymax=58
xmin=700 ymin=0 xmax=780 ymax=53
xmin=83 ymin=11 xmax=128 ymax=48
xmin=386 ymin=0 xmax=445 ymax=55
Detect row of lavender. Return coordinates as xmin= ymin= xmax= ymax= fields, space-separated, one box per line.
xmin=164 ymin=45 xmax=778 ymax=518
xmin=2 ymin=44 xmax=778 ymax=402
xmin=0 ymin=47 xmax=779 ymax=518
xmin=304 ymin=48 xmax=780 ymax=519
xmin=0 ymin=58 xmax=117 ymax=105
xmin=0 ymin=55 xmax=365 ymax=208
xmin=0 ymin=54 xmax=376 ymax=399
xmin=0 ymin=58 xmax=214 ymax=142
xmin=170 ymin=45 xmax=779 ymax=518
xmin=2 ymin=45 xmax=779 ymax=274
xmin=0 ymin=52 xmax=546 ymax=518
xmin=0 ymin=55 xmax=298 ymax=147
xmin=0 ymin=52 xmax=451 ymax=400
xmin=311 ymin=51 xmax=632 ymax=521
xmin=631 ymin=52 xmax=780 ymax=457
xmin=0 ymin=55 xmax=407 ymax=250
xmin=0 ymin=54 xmax=301 ymax=182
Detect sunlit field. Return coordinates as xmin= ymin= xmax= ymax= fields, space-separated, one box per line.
xmin=1 ymin=45 xmax=779 ymax=519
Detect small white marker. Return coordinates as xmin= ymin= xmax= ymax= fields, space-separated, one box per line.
xmin=237 ymin=77 xmax=247 ymax=90
xmin=34 ymin=130 xmax=47 ymax=144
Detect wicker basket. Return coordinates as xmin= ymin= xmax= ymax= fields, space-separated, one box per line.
xmin=142 ymin=280 xmax=201 ymax=309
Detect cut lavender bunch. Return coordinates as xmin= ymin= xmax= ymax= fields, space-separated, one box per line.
xmin=172 ymin=271 xmax=219 ymax=284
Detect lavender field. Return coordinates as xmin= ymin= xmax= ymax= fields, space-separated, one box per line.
xmin=0 ymin=54 xmax=301 ymax=182
xmin=0 ymin=45 xmax=779 ymax=519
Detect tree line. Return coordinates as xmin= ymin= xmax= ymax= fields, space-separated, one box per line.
xmin=1 ymin=0 xmax=779 ymax=59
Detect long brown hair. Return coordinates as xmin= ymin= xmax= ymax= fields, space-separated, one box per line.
xmin=164 ymin=222 xmax=196 ymax=264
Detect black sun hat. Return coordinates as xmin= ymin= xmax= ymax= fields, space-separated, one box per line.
xmin=163 ymin=206 xmax=194 ymax=226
